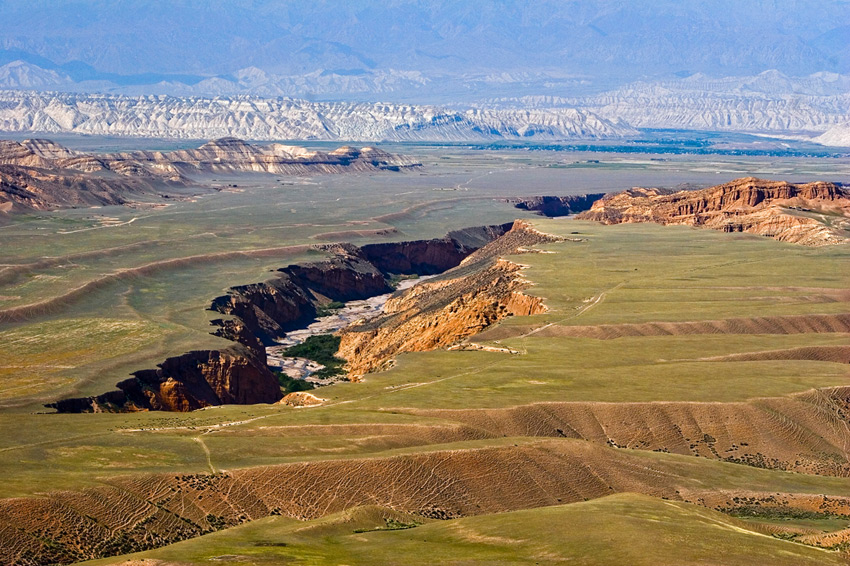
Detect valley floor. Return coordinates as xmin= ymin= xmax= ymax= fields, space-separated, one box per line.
xmin=1 ymin=146 xmax=849 ymax=565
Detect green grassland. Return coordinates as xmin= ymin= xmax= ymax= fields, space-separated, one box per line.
xmin=0 ymin=218 xmax=847 ymax=502
xmin=2 ymin=146 xmax=850 ymax=564
xmin=2 ymin=149 xmax=847 ymax=410
xmin=84 ymin=494 xmax=846 ymax=566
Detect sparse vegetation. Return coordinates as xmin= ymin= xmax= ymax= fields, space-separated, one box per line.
xmin=282 ymin=334 xmax=346 ymax=378
xmin=276 ymin=372 xmax=315 ymax=394
xmin=83 ymin=496 xmax=849 ymax=566
xmin=316 ymin=301 xmax=346 ymax=317
xmin=353 ymin=517 xmax=421 ymax=533
xmin=388 ymin=273 xmax=420 ymax=289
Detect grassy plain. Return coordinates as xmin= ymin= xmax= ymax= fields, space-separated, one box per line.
xmin=1 ymin=143 xmax=850 ymax=564
xmin=1 ymin=146 xmax=847 ymax=410
xmin=86 ymin=494 xmax=845 ymax=566
xmin=0 ymin=218 xmax=847 ymax=501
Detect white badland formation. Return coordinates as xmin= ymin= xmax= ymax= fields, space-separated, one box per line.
xmin=0 ymin=90 xmax=636 ymax=141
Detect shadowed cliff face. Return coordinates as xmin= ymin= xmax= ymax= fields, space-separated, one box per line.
xmin=577 ymin=178 xmax=850 ymax=245
xmin=48 ymin=223 xmax=513 ymax=413
xmin=209 ymin=225 xmax=513 ymax=348
xmin=509 ymin=193 xmax=605 ymax=217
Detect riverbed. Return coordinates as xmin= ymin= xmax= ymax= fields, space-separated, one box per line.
xmin=266 ymin=276 xmax=431 ymax=384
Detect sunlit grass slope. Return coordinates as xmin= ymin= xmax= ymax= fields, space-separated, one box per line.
xmin=86 ymin=494 xmax=845 ymax=566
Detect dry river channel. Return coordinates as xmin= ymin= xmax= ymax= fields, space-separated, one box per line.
xmin=266 ymin=276 xmax=432 ymax=384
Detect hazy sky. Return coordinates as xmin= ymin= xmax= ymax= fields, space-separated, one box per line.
xmin=0 ymin=0 xmax=847 ymax=82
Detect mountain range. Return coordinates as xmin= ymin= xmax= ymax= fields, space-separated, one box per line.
xmin=0 ymin=1 xmax=846 ymax=84
xmin=0 ymin=90 xmax=637 ymax=141
xmin=1 ymin=71 xmax=847 ymax=144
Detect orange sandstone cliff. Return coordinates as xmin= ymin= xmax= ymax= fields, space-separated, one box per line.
xmin=576 ymin=177 xmax=850 ymax=246
xmin=337 ymin=220 xmax=562 ymax=377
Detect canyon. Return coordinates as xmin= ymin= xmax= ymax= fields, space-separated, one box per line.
xmin=44 ymin=178 xmax=849 ymax=413
xmin=46 ymin=222 xmax=521 ymax=413
xmin=2 ymin=202 xmax=848 ymax=565
xmin=338 ymin=220 xmax=560 ymax=376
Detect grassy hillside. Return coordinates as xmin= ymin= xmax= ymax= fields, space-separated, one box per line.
xmin=1 ymin=149 xmax=849 ymax=564
xmin=85 ymin=495 xmax=846 ymax=566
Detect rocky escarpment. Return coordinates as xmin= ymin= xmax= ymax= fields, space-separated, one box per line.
xmin=47 ymin=313 xmax=280 ymax=413
xmin=117 ymin=137 xmax=419 ymax=175
xmin=49 ymin=346 xmax=280 ymax=413
xmin=0 ymin=161 xmax=189 ymax=212
xmin=48 ymin=224 xmax=513 ymax=413
xmin=577 ymin=177 xmax=850 ymax=246
xmin=337 ymin=220 xmax=563 ymax=377
xmin=0 ymin=137 xmax=417 ymax=212
xmin=508 ymin=193 xmax=605 ymax=217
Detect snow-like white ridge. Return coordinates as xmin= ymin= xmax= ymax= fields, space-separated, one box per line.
xmin=481 ymin=71 xmax=850 ymax=134
xmin=0 ymin=91 xmax=636 ymax=141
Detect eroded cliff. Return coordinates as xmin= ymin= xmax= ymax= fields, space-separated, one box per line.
xmin=576 ymin=177 xmax=850 ymax=245
xmin=49 ymin=223 xmax=513 ymax=413
xmin=0 ymin=137 xmax=418 ymax=211
xmin=337 ymin=220 xmax=562 ymax=377
xmin=509 ymin=193 xmax=605 ymax=217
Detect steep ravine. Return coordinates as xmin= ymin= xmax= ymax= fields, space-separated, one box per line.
xmin=47 ymin=223 xmax=515 ymax=413
xmin=337 ymin=220 xmax=565 ymax=377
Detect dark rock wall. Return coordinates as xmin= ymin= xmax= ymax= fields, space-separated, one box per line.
xmin=511 ymin=194 xmax=605 ymax=217
xmin=48 ymin=223 xmax=512 ymax=413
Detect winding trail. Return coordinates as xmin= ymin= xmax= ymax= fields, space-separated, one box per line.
xmin=515 ymin=281 xmax=625 ymax=340
xmin=194 ymin=436 xmax=216 ymax=474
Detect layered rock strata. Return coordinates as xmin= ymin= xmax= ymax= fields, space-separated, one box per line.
xmin=0 ymin=137 xmax=418 ymax=211
xmin=0 ymin=161 xmax=188 ymax=211
xmin=337 ymin=220 xmax=562 ymax=377
xmin=577 ymin=177 xmax=850 ymax=245
xmin=48 ymin=223 xmax=513 ymax=413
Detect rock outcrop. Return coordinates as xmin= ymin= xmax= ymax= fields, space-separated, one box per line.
xmin=47 ymin=327 xmax=281 ymax=413
xmin=577 ymin=177 xmax=850 ymax=246
xmin=509 ymin=193 xmax=605 ymax=217
xmin=0 ymin=161 xmax=188 ymax=211
xmin=337 ymin=220 xmax=562 ymax=377
xmin=49 ymin=223 xmax=514 ymax=413
xmin=116 ymin=138 xmax=419 ymax=175
xmin=0 ymin=137 xmax=418 ymax=211
xmin=278 ymin=391 xmax=325 ymax=407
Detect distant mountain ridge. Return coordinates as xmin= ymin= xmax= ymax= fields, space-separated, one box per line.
xmin=481 ymin=71 xmax=850 ymax=139
xmin=0 ymin=91 xmax=636 ymax=141
xmin=1 ymin=67 xmax=848 ymax=145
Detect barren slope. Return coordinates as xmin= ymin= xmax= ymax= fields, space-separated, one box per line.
xmin=7 ymin=440 xmax=850 ymax=565
xmin=338 ymin=220 xmax=561 ymax=376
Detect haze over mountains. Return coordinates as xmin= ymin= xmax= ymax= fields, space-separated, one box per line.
xmin=1 ymin=1 xmax=847 ymax=91
xmin=0 ymin=0 xmax=847 ymax=143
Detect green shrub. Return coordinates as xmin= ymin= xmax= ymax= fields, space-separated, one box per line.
xmin=316 ymin=301 xmax=345 ymax=317
xmin=282 ymin=334 xmax=345 ymax=379
xmin=276 ymin=373 xmax=315 ymax=394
